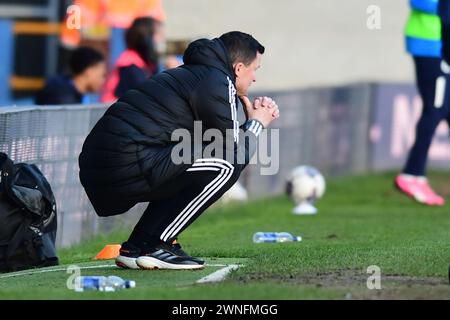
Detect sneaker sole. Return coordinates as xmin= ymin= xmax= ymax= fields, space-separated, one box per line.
xmin=115 ymin=255 xmax=140 ymax=269
xmin=136 ymin=256 xmax=205 ymax=270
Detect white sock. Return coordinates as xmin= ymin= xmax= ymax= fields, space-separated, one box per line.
xmin=399 ymin=174 xmax=420 ymax=181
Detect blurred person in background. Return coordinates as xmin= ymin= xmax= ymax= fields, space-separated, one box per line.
xmin=35 ymin=47 xmax=106 ymax=105
xmin=395 ymin=0 xmax=450 ymax=206
xmin=101 ymin=16 xmax=174 ymax=103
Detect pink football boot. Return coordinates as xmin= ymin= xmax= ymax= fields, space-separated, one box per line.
xmin=395 ymin=174 xmax=445 ymax=206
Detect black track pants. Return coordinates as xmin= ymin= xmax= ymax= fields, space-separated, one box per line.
xmin=128 ymin=158 xmax=241 ymax=247
xmin=403 ymin=57 xmax=450 ymax=176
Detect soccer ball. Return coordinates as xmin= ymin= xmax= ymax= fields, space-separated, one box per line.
xmin=285 ymin=165 xmax=326 ymax=215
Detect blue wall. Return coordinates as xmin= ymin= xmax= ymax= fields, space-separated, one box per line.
xmin=0 ymin=19 xmax=14 ymax=106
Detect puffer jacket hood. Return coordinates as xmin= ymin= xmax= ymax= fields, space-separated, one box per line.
xmin=183 ymin=38 xmax=235 ymax=81
xmin=79 ymin=36 xmax=259 ymax=217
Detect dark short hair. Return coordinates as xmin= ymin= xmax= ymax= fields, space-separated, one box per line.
xmin=219 ymin=31 xmax=265 ymax=66
xmin=125 ymin=17 xmax=158 ymax=65
xmin=69 ymin=47 xmax=104 ymax=76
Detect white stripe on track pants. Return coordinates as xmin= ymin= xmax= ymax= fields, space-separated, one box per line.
xmin=128 ymin=158 xmax=241 ymax=246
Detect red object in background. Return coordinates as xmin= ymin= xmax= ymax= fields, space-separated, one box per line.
xmin=100 ymin=49 xmax=151 ymax=102
xmin=61 ymin=0 xmax=166 ymax=48
xmin=95 ymin=244 xmax=122 ymax=260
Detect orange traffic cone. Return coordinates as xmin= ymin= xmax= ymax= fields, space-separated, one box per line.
xmin=94 ymin=244 xmax=121 ymax=260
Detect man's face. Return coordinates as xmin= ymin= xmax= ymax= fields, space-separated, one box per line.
xmin=85 ymin=61 xmax=107 ymax=93
xmin=234 ymin=52 xmax=262 ymax=96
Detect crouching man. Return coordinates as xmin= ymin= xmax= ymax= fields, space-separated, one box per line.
xmin=79 ymin=31 xmax=279 ymax=270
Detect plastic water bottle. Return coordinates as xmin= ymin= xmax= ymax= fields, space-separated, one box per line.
xmin=74 ymin=275 xmax=136 ymax=292
xmin=253 ymin=232 xmax=302 ymax=243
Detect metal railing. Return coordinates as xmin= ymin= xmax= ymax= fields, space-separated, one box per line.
xmin=1 ymin=83 xmax=449 ymax=247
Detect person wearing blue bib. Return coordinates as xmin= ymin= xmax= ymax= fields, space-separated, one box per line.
xmin=395 ymin=0 xmax=450 ymax=206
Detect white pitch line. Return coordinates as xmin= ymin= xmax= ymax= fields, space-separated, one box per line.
xmin=0 ymin=263 xmax=234 ymax=280
xmin=0 ymin=264 xmax=116 ymax=279
xmin=196 ymin=264 xmax=241 ymax=284
xmin=205 ymin=264 xmax=227 ymax=267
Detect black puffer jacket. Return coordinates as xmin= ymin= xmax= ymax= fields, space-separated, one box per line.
xmin=79 ymin=38 xmax=261 ymax=214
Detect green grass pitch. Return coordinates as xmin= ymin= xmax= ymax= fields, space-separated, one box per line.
xmin=1 ymin=172 xmax=449 ymax=299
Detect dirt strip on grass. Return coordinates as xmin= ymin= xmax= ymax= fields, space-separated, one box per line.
xmin=236 ymin=269 xmax=450 ymax=299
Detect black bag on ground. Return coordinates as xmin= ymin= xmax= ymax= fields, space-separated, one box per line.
xmin=0 ymin=153 xmax=59 ymax=272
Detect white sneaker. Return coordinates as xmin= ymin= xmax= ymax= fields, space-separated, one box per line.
xmin=115 ymin=243 xmax=141 ymax=269
xmin=115 ymin=255 xmax=140 ymax=270
xmin=136 ymin=243 xmax=205 ymax=270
